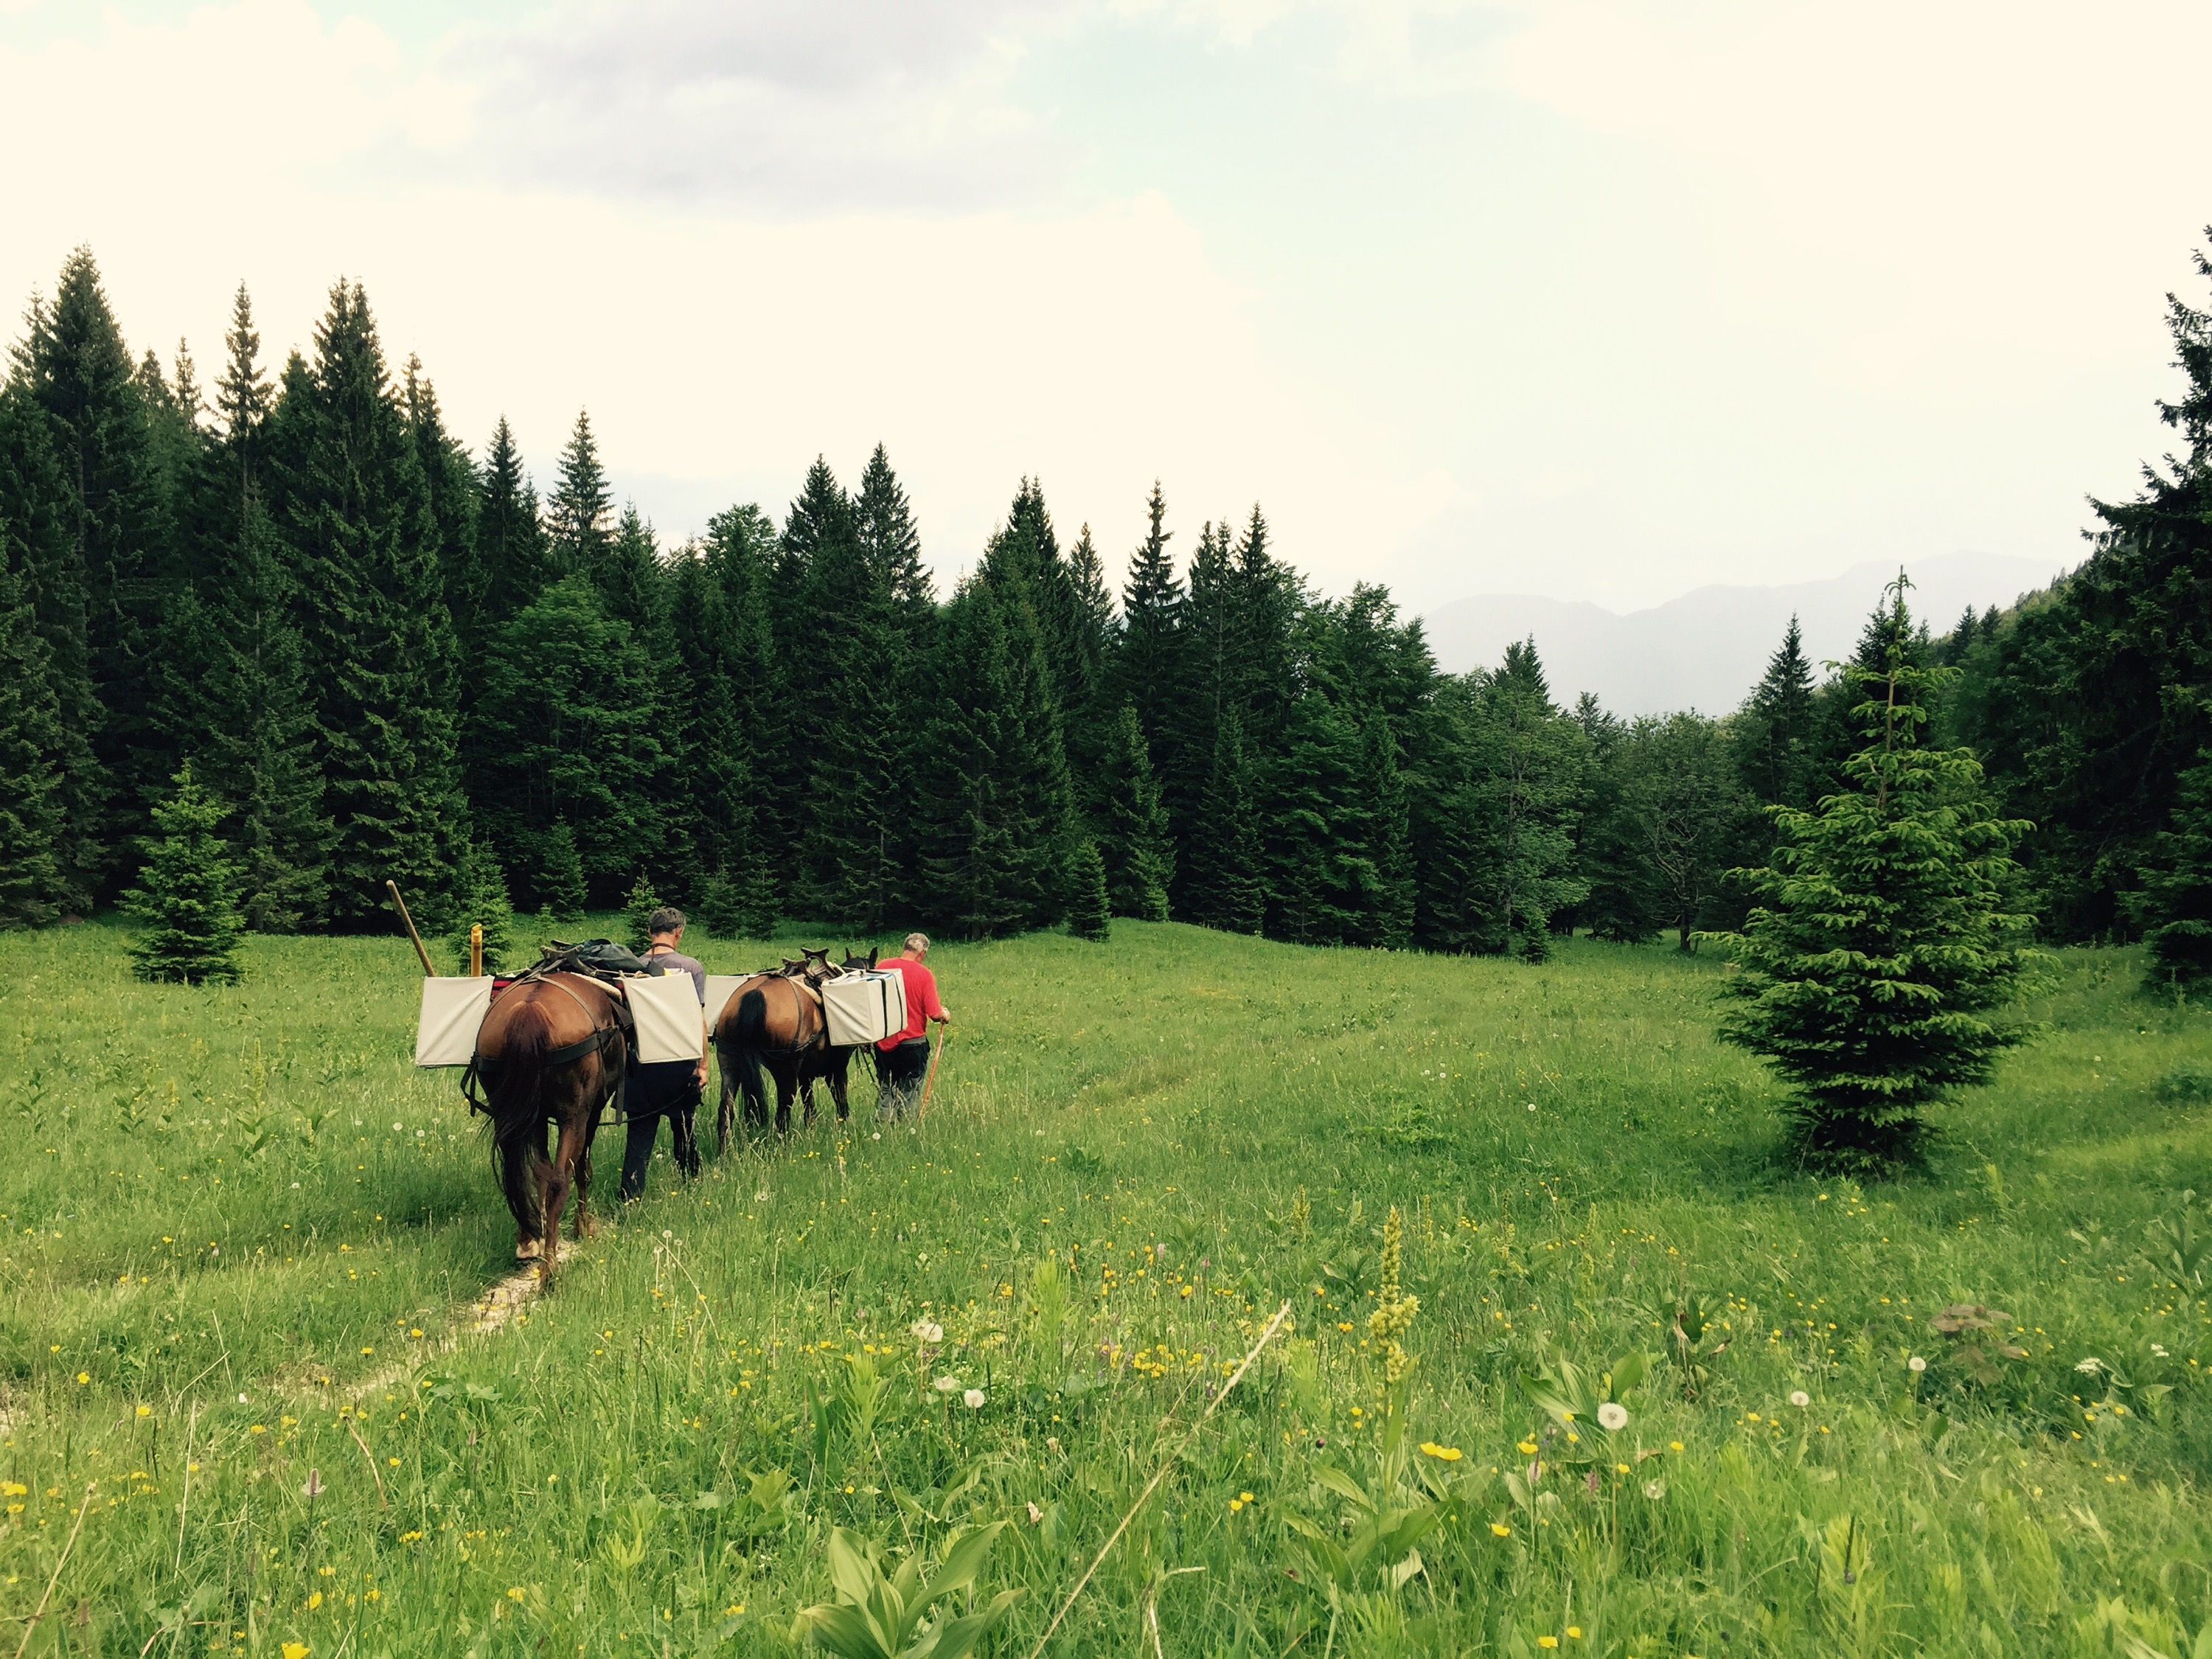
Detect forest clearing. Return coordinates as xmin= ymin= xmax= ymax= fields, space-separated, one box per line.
xmin=4 ymin=919 xmax=2210 ymax=1657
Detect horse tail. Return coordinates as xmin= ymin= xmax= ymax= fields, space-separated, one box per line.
xmin=733 ymin=987 xmax=769 ymax=1126
xmin=487 ymin=994 xmax=552 ymax=1234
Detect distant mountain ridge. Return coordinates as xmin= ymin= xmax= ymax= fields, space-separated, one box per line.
xmin=1419 ymin=552 xmax=2070 ymax=717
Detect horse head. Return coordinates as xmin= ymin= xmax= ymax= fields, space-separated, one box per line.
xmin=840 ymin=947 xmax=880 ymax=972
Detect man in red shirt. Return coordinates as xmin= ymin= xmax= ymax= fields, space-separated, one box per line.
xmin=874 ymin=932 xmax=950 ymax=1121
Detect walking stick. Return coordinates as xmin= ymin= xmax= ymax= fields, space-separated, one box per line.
xmin=917 ymin=1023 xmax=949 ymax=1119
xmin=386 ymin=880 xmax=437 ymax=977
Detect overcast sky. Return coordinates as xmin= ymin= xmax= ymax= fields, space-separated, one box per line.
xmin=2 ymin=0 xmax=2205 ymax=611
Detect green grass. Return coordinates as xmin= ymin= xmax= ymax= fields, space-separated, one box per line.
xmin=4 ymin=919 xmax=2211 ymax=1657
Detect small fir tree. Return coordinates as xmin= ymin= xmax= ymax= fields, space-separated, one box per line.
xmin=540 ymin=821 xmax=587 ymax=921
xmin=694 ymin=868 xmax=744 ymax=939
xmin=449 ymin=840 xmax=515 ymax=973
xmin=622 ymin=870 xmax=663 ymax=951
xmin=125 ymin=763 xmax=246 ymax=984
xmin=1711 ymin=580 xmax=2040 ymax=1172
xmin=1066 ymin=840 xmax=1111 ymax=942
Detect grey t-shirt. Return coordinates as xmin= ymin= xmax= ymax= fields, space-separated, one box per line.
xmin=643 ymin=947 xmax=706 ymax=1002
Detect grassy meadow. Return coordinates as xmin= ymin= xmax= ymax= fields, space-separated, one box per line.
xmin=3 ymin=919 xmax=2211 ymax=1658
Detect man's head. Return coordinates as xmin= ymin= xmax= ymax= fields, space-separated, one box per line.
xmin=902 ymin=931 xmax=930 ymax=959
xmin=647 ymin=905 xmax=686 ymax=944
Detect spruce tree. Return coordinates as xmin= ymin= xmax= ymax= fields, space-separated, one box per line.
xmin=204 ymin=495 xmax=333 ymax=931
xmin=0 ymin=553 xmax=65 ymax=926
xmin=125 ymin=762 xmax=246 ymax=984
xmin=403 ymin=358 xmax=484 ymax=666
xmin=476 ymin=418 xmax=554 ymax=630
xmin=1188 ymin=707 xmax=1265 ymax=934
xmin=448 ymin=838 xmax=515 ymax=973
xmin=16 ymin=247 xmax=173 ymax=864
xmin=913 ymin=579 xmax=1022 ymax=937
xmin=1066 ymin=841 xmax=1111 ymax=941
xmin=1111 ymin=481 xmax=1185 ymax=770
xmin=2135 ymin=752 xmax=2212 ymax=988
xmin=270 ymin=280 xmax=468 ymax=928
xmin=1713 ymin=584 xmax=2039 ymax=1172
xmin=1360 ymin=709 xmax=1416 ymax=949
xmin=545 ymin=409 xmax=612 ymax=580
xmin=540 ymin=821 xmax=587 ymax=922
xmin=1095 ymin=702 xmax=1172 ymax=920
xmin=622 ymin=870 xmax=662 ymax=951
xmin=1736 ymin=616 xmax=1818 ymax=810
xmin=470 ymin=574 xmax=663 ymax=906
xmin=0 ymin=382 xmax=102 ymax=912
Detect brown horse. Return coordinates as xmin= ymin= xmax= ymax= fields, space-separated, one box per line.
xmin=470 ymin=973 xmax=625 ymax=1283
xmin=712 ymin=948 xmax=877 ymax=1147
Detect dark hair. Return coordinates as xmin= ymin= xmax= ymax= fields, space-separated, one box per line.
xmin=647 ymin=906 xmax=686 ymax=937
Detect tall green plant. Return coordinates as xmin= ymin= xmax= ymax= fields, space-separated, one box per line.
xmin=793 ymin=1523 xmax=1019 ymax=1659
xmin=1710 ymin=578 xmax=2040 ymax=1172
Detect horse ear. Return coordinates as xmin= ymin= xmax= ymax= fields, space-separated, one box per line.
xmin=868 ymin=947 xmax=880 ymax=968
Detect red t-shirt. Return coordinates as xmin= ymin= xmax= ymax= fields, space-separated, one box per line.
xmin=877 ymin=957 xmax=945 ymax=1050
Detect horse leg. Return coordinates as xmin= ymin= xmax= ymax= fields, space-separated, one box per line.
xmin=828 ymin=1051 xmax=852 ymax=1124
xmin=771 ymin=1057 xmax=796 ymax=1136
xmin=574 ymin=1093 xmax=601 ymax=1240
xmin=716 ymin=1054 xmax=737 ymax=1156
xmin=512 ymin=1120 xmax=548 ymax=1262
xmin=540 ymin=1110 xmax=586 ymax=1286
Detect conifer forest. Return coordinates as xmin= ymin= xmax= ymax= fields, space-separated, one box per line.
xmin=2 ymin=244 xmax=2209 ymax=975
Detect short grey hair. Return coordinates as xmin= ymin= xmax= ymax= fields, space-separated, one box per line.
xmin=903 ymin=932 xmax=931 ymax=953
xmin=647 ymin=906 xmax=686 ymax=937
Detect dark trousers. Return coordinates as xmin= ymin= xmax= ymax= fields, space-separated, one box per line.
xmin=619 ymin=1061 xmax=703 ymax=1201
xmin=874 ymin=1037 xmax=931 ymax=1120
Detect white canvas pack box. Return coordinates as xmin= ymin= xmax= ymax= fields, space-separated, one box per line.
xmin=627 ymin=972 xmax=704 ymax=1063
xmin=821 ymin=970 xmax=908 ymax=1048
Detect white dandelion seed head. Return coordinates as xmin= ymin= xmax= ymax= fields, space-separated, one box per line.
xmin=2152 ymin=1343 xmax=2170 ymax=1358
xmin=1525 ymin=1102 xmax=1537 ymax=1112
xmin=1908 ymin=1356 xmax=1927 ymax=1373
xmin=1789 ymin=1390 xmax=1810 ymax=1409
xmin=1597 ymin=1402 xmax=1628 ymax=1432
xmin=1644 ymin=1479 xmax=1666 ymax=1500
xmin=933 ymin=1375 xmax=961 ymax=1393
xmin=911 ymin=1321 xmax=945 ymax=1345
xmin=963 ymin=1388 xmax=986 ymax=1410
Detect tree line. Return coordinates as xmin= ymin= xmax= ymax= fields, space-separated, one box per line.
xmin=0 ymin=245 xmax=2205 ymax=985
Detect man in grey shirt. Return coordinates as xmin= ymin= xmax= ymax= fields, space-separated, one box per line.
xmin=621 ymin=905 xmax=707 ymax=1202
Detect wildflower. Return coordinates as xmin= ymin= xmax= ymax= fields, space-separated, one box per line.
xmin=2075 ymin=1357 xmax=2101 ymax=1374
xmin=507 ymin=1587 xmax=526 ymax=1602
xmin=136 ymin=1404 xmax=151 ymax=1418
xmin=1644 ymin=1479 xmax=1666 ymax=1500
xmin=1597 ymin=1402 xmax=1628 ymax=1432
xmin=1419 ymin=1442 xmax=1463 ymax=1461
xmin=1907 ymin=1356 xmax=1927 ymax=1374
xmin=1614 ymin=1462 xmax=1630 ymax=1474
xmin=1669 ymin=1440 xmax=1683 ymax=1452
xmin=1368 ymin=1206 xmax=1419 ymax=1384
xmin=933 ymin=1375 xmax=961 ymax=1393
xmin=1240 ymin=1490 xmax=1254 ymax=1502
xmin=75 ymin=1372 xmax=89 ymax=1385
xmin=1790 ymin=1390 xmax=1810 ymax=1408
xmin=1026 ymin=1501 xmax=1043 ymax=1524
xmin=1567 ymin=1627 xmax=1582 ymax=1640
xmin=964 ymin=1388 xmax=986 ymax=1409
xmin=307 ymin=1593 xmax=323 ymax=1611
xmin=911 ymin=1320 xmax=945 ymax=1345
xmin=1228 ymin=1498 xmax=1244 ymax=1512
xmin=1517 ymin=1439 xmax=1539 ymax=1455
xmin=281 ymin=1645 xmax=310 ymax=1659
xmin=1490 ymin=1522 xmax=1512 ymax=1537
xmin=250 ymin=1425 xmax=267 ymax=1436
xmin=1540 ymin=1638 xmax=1559 ymax=1649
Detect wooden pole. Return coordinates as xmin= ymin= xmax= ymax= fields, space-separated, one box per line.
xmin=469 ymin=923 xmax=484 ymax=977
xmin=917 ymin=1023 xmax=948 ymax=1119
xmin=386 ymin=880 xmax=437 ymax=977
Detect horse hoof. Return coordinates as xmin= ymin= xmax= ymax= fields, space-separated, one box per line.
xmin=515 ymin=1239 xmax=542 ymax=1262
